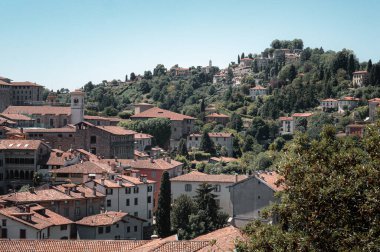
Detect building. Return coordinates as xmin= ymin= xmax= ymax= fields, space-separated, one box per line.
xmin=131 ymin=107 xmax=195 ymax=148
xmin=0 ymin=113 xmax=34 ymax=127
xmin=76 ymin=211 xmax=146 ymax=240
xmin=171 ymin=67 xmax=190 ymax=77
xmin=85 ymin=173 xmax=156 ymax=225
xmin=0 ymin=139 xmax=51 ymax=193
xmin=213 ymin=72 xmax=226 ymax=84
xmin=352 ymin=71 xmax=369 ymax=87
xmin=0 ymin=80 xmax=12 ymax=112
xmin=187 ymin=132 xmax=234 ymax=157
xmin=10 ymin=82 xmax=44 ymax=106
xmin=337 ymin=97 xmax=360 ymax=113
xmin=133 ymin=103 xmax=154 ymax=115
xmin=83 ymin=115 xmax=121 ymax=126
xmin=239 ymin=58 xmax=253 ymax=68
xmin=205 ymin=113 xmax=229 ymax=126
xmin=320 ymin=98 xmax=338 ymax=111
xmin=249 ymin=85 xmax=268 ymax=100
xmin=279 ymin=113 xmax=313 ymax=135
xmin=134 ymin=133 xmax=153 ymax=152
xmin=368 ymin=98 xmax=380 ymax=121
xmin=345 ymin=124 xmax=366 ymax=138
xmin=229 ymin=171 xmax=285 ymax=227
xmin=0 ymin=203 xmax=72 ymax=239
xmin=171 ymin=171 xmax=248 ymax=215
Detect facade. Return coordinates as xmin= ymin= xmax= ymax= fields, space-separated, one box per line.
xmin=133 ymin=103 xmax=154 ymax=115
xmin=352 ymin=71 xmax=369 ymax=87
xmin=0 ymin=113 xmax=34 ymax=127
xmin=171 ymin=171 xmax=248 ymax=216
xmin=249 ymin=85 xmax=268 ymax=100
xmin=368 ymin=98 xmax=380 ymax=121
xmin=187 ymin=132 xmax=234 ymax=157
xmin=85 ymin=174 xmax=155 ymax=225
xmin=239 ymin=58 xmax=253 ymax=68
xmin=205 ymin=113 xmax=229 ymax=126
xmin=76 ymin=211 xmax=145 ymax=240
xmin=0 ymin=204 xmax=72 ymax=239
xmin=320 ymin=98 xmax=338 ymax=110
xmin=0 ymin=80 xmax=12 ymax=112
xmin=83 ymin=115 xmax=120 ymax=126
xmin=134 ymin=133 xmax=153 ymax=152
xmin=229 ymin=171 xmax=285 ymax=227
xmin=345 ymin=124 xmax=366 ymax=138
xmin=0 ymin=139 xmax=51 ymax=193
xmin=213 ymin=73 xmax=226 ymax=84
xmin=171 ymin=67 xmax=190 ymax=77
xmin=337 ymin=97 xmax=360 ymax=113
xmin=279 ymin=113 xmax=313 ymax=135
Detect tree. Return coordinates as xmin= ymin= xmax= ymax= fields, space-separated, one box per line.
xmin=144 ymin=70 xmax=153 ymax=80
xmin=271 ymin=39 xmax=281 ymax=49
xmin=153 ymin=64 xmax=167 ymax=76
xmin=291 ymin=38 xmax=303 ymax=50
xmin=171 ymin=194 xmax=195 ymax=238
xmin=156 ymin=171 xmax=171 ymax=238
xmin=130 ymin=72 xmax=136 ymax=81
xmin=177 ymin=138 xmax=189 ymax=157
xmin=239 ymin=125 xmax=380 ymax=251
xmin=200 ymin=131 xmax=216 ymax=155
xmin=241 ymin=52 xmax=245 ymax=59
xmin=367 ymin=59 xmax=373 ymax=72
xmin=125 ymin=74 xmax=128 ymax=82
xmin=238 ymin=55 xmax=241 ymax=64
xmin=347 ymin=54 xmax=355 ymax=79
xmin=228 ymin=113 xmax=243 ymax=132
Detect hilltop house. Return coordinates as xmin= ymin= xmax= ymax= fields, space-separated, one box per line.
xmin=337 ymin=97 xmax=360 ymax=113
xmin=368 ymin=98 xmax=380 ymax=121
xmin=249 ymin=85 xmax=268 ymax=100
xmin=320 ymin=98 xmax=338 ymax=110
xmin=205 ymin=113 xmax=229 ymax=126
xmin=352 ymin=71 xmax=369 ymax=87
xmin=187 ymin=132 xmax=234 ymax=156
xmin=279 ymin=113 xmax=313 ymax=135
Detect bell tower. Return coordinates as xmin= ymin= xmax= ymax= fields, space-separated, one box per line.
xmin=70 ymin=89 xmax=84 ymax=124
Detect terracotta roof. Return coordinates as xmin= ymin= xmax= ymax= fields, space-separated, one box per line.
xmin=292 ymin=112 xmax=313 ymax=117
xmin=338 ymin=96 xmax=360 ymax=101
xmin=255 ymin=171 xmax=285 ymax=192
xmin=76 ymin=211 xmax=129 ymax=226
xmin=279 ymin=116 xmax=293 ymax=121
xmin=93 ymin=178 xmax=122 ymax=188
xmin=120 ymin=175 xmax=156 ymax=185
xmin=189 ymin=133 xmax=202 ymax=137
xmin=321 ymin=98 xmax=338 ymax=102
xmin=152 ymin=241 xmax=209 ymax=252
xmin=250 ymin=85 xmax=267 ymax=90
xmin=205 ymin=113 xmax=229 ymax=118
xmin=46 ymin=151 xmax=76 ymax=166
xmin=131 ymin=107 xmax=195 ymax=121
xmin=0 ymin=240 xmax=150 ymax=252
xmin=25 ymin=127 xmax=76 ymax=133
xmin=134 ymin=150 xmax=150 ymax=157
xmin=53 ymin=184 xmax=105 ymax=199
xmin=2 ymin=188 xmax=73 ymax=203
xmin=135 ymin=133 xmax=153 ymax=139
xmin=84 ymin=115 xmax=121 ymax=122
xmin=208 ymin=132 xmax=233 ymax=138
xmin=0 ymin=139 xmax=43 ymax=150
xmin=171 ymin=171 xmax=247 ymax=183
xmin=0 ymin=80 xmax=12 ymax=86
xmin=134 ymin=235 xmax=178 ymax=252
xmin=210 ymin=157 xmax=239 ymax=163
xmin=0 ymin=113 xmax=33 ymax=121
xmin=368 ymin=98 xmax=380 ymax=103
xmin=195 ymin=226 xmax=245 ymax=252
xmin=0 ymin=118 xmax=16 ymax=125
xmin=96 ymin=126 xmax=136 ymax=135
xmin=3 ymin=106 xmax=71 ymax=115
xmin=11 ymin=81 xmax=43 ymax=87
xmin=353 ymin=70 xmax=368 ymax=74
xmin=50 ymin=161 xmax=108 ymax=174
xmin=0 ymin=204 xmax=72 ymax=230
xmin=240 ymin=58 xmax=253 ymax=61
xmin=101 ymin=158 xmax=183 ymax=171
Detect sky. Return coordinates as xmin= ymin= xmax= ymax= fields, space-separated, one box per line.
xmin=0 ymin=0 xmax=379 ymax=90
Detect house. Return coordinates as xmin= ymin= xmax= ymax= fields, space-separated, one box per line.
xmin=83 ymin=115 xmax=121 ymax=126
xmin=171 ymin=67 xmax=190 ymax=77
xmin=320 ymin=98 xmax=338 ymax=110
xmin=101 ymin=158 xmax=183 ymax=208
xmin=209 ymin=156 xmax=239 ymax=164
xmin=213 ymin=72 xmax=226 ymax=84
xmin=0 ymin=113 xmax=35 ymax=127
xmin=345 ymin=124 xmax=366 ymax=137
xmin=170 ymin=171 xmax=248 ymax=216
xmin=76 ymin=211 xmax=146 ymax=240
xmin=10 ymin=82 xmax=44 ymax=106
xmin=239 ymin=58 xmax=253 ymax=68
xmin=249 ymin=85 xmax=268 ymax=100
xmin=338 ymin=96 xmax=360 ymax=113
xmin=352 ymin=71 xmax=369 ymax=87
xmin=131 ymin=107 xmax=195 ymax=148
xmin=368 ymin=98 xmax=380 ymax=121
xmin=134 ymin=133 xmax=153 ymax=152
xmin=85 ymin=173 xmax=156 ymax=225
xmin=133 ymin=103 xmax=154 ymax=114
xmin=229 ymin=171 xmax=285 ymax=227
xmin=0 ymin=203 xmax=72 ymax=239
xmin=0 ymin=139 xmax=51 ymax=193
xmin=205 ymin=113 xmax=229 ymax=126
xmin=187 ymin=132 xmax=234 ymax=157
xmin=279 ymin=113 xmax=313 ymax=135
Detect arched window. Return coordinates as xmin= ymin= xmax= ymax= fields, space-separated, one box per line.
xmin=20 ymin=171 xmax=24 ymax=180
xmin=25 ymin=171 xmax=29 ymax=180
xmin=9 ymin=171 xmax=14 ymax=179
xmin=14 ymin=170 xmax=19 ymax=179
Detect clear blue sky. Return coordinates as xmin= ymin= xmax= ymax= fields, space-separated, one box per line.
xmin=0 ymin=0 xmax=379 ymax=90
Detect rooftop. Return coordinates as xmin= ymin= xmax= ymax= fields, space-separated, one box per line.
xmin=96 ymin=126 xmax=136 ymax=136
xmin=338 ymin=96 xmax=360 ymax=101
xmin=170 ymin=171 xmax=247 ymax=183
xmin=3 ymin=106 xmax=71 ymax=116
xmin=255 ymin=171 xmax=285 ymax=192
xmin=131 ymin=107 xmax=195 ymax=121
xmin=0 ymin=113 xmax=33 ymax=121
xmin=0 ymin=139 xmax=44 ymax=150
xmin=49 ymin=161 xmax=109 ymax=174
xmin=250 ymin=85 xmax=267 ymax=90
xmin=205 ymin=113 xmax=229 ymax=118
xmin=353 ymin=70 xmax=368 ymax=74
xmin=292 ymin=112 xmax=313 ymax=117
xmin=134 ymin=133 xmax=153 ymax=139
xmin=76 ymin=211 xmax=130 ymax=226
xmin=101 ymin=158 xmax=183 ymax=171
xmin=11 ymin=81 xmax=43 ymax=87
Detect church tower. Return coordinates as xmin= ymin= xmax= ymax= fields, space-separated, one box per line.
xmin=70 ymin=89 xmax=84 ymax=124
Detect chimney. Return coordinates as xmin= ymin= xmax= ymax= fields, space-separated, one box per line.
xmin=167 ymin=157 xmax=171 ymax=164
xmin=28 ymin=187 xmax=35 ymax=194
xmin=107 ymin=161 xmax=111 ymax=166
xmin=25 ymin=205 xmax=30 ymax=213
xmin=81 ymin=192 xmax=85 ymax=197
xmin=115 ymin=156 xmax=118 ymax=162
xmin=65 ymin=188 xmax=70 ymax=195
xmin=118 ymin=179 xmax=123 ymax=186
xmin=92 ymin=187 xmax=97 ymax=196
xmin=235 ymin=174 xmax=238 ymax=183
xmin=150 ymin=157 xmax=154 ymax=163
xmin=101 ymin=178 xmax=105 ymax=186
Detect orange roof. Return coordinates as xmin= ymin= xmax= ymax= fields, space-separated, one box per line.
xmin=3 ymin=105 xmax=71 ymax=115
xmin=131 ymin=107 xmax=195 ymax=121
xmin=84 ymin=115 xmax=121 ymax=122
xmin=292 ymin=112 xmax=313 ymax=117
xmin=25 ymin=127 xmax=76 ymax=133
xmin=353 ymin=70 xmax=368 ymax=74
xmin=134 ymin=235 xmax=178 ymax=252
xmin=134 ymin=133 xmax=153 ymax=139
xmin=368 ymin=98 xmax=380 ymax=103
xmin=0 ymin=113 xmax=33 ymax=121
xmin=0 ymin=240 xmax=150 ymax=252
xmin=171 ymin=171 xmax=247 ymax=183
xmin=210 ymin=157 xmax=239 ymax=163
xmin=321 ymin=98 xmax=338 ymax=102
xmin=240 ymin=58 xmax=253 ymax=61
xmin=255 ymin=171 xmax=285 ymax=192
xmin=0 ymin=139 xmax=44 ymax=150
xmin=205 ymin=113 xmax=229 ymax=118
xmin=96 ymin=126 xmax=136 ymax=135
xmin=0 ymin=80 xmax=12 ymax=86
xmin=53 ymin=184 xmax=105 ymax=199
xmin=194 ymin=226 xmax=245 ymax=252
xmin=50 ymin=161 xmax=109 ymax=174
xmin=46 ymin=151 xmax=77 ymax=166
xmin=250 ymin=85 xmax=267 ymax=90
xmin=2 ymin=188 xmax=74 ymax=203
xmin=279 ymin=116 xmax=293 ymax=121
xmin=134 ymin=150 xmax=150 ymax=157
xmin=338 ymin=96 xmax=360 ymax=101
xmin=101 ymin=158 xmax=183 ymax=171
xmin=0 ymin=118 xmax=16 ymax=125
xmin=151 ymin=241 xmax=209 ymax=251
xmin=11 ymin=81 xmax=43 ymax=87
xmin=208 ymin=132 xmax=233 ymax=138
xmin=76 ymin=211 xmax=131 ymax=226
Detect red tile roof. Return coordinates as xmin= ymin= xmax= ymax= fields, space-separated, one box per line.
xmin=279 ymin=117 xmax=293 ymax=121
xmin=321 ymin=98 xmax=338 ymax=102
xmin=3 ymin=106 xmax=71 ymax=115
xmin=25 ymin=127 xmax=76 ymax=133
xmin=76 ymin=211 xmax=129 ymax=226
xmin=53 ymin=184 xmax=105 ymax=199
xmin=84 ymin=115 xmax=121 ymax=122
xmin=0 ymin=113 xmax=33 ymax=121
xmin=11 ymin=81 xmax=43 ymax=87
xmin=205 ymin=113 xmax=229 ymax=118
xmin=0 ymin=139 xmax=44 ymax=150
xmin=0 ymin=118 xmax=16 ymax=125
xmin=96 ymin=126 xmax=136 ymax=135
xmin=208 ymin=132 xmax=233 ymax=138
xmin=170 ymin=171 xmax=247 ymax=183
xmin=134 ymin=150 xmax=150 ymax=158
xmin=46 ymin=151 xmax=76 ymax=166
xmin=2 ymin=188 xmax=73 ymax=203
xmin=152 ymin=241 xmax=209 ymax=252
xmin=368 ymin=98 xmax=380 ymax=103
xmin=338 ymin=96 xmax=360 ymax=101
xmin=135 ymin=133 xmax=153 ymax=139
xmin=292 ymin=112 xmax=313 ymax=117
xmin=353 ymin=70 xmax=368 ymax=74
xmin=101 ymin=158 xmax=183 ymax=171
xmin=255 ymin=171 xmax=285 ymax=192
xmin=0 ymin=240 xmax=150 ymax=252
xmin=194 ymin=226 xmax=245 ymax=252
xmin=240 ymin=58 xmax=253 ymax=61
xmin=131 ymin=107 xmax=195 ymax=121
xmin=0 ymin=80 xmax=12 ymax=86
xmin=50 ymin=161 xmax=109 ymax=174
xmin=250 ymin=85 xmax=267 ymax=90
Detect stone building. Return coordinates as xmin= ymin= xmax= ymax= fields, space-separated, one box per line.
xmin=337 ymin=96 xmax=360 ymax=113
xmin=368 ymin=98 xmax=380 ymax=121
xmin=320 ymin=98 xmax=338 ymax=110
xmin=352 ymin=71 xmax=369 ymax=87
xmin=134 ymin=133 xmax=153 ymax=152
xmin=249 ymin=85 xmax=268 ymax=100
xmin=186 ymin=132 xmax=234 ymax=157
xmin=205 ymin=113 xmax=229 ymax=126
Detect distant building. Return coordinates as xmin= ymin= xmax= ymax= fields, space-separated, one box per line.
xmin=368 ymin=98 xmax=380 ymax=121
xmin=279 ymin=113 xmax=313 ymax=135
xmin=345 ymin=124 xmax=366 ymax=137
xmin=213 ymin=72 xmax=226 ymax=84
xmin=171 ymin=67 xmax=190 ymax=77
xmin=337 ymin=97 xmax=360 ymax=113
xmin=187 ymin=132 xmax=234 ymax=156
xmin=352 ymin=71 xmax=369 ymax=87
xmin=205 ymin=113 xmax=229 ymax=126
xmin=134 ymin=133 xmax=153 ymax=152
xmin=320 ymin=98 xmax=338 ymax=110
xmin=249 ymin=85 xmax=268 ymax=100
xmin=76 ymin=211 xmax=146 ymax=240
xmin=0 ymin=113 xmax=34 ymax=127
xmin=133 ymin=103 xmax=154 ymax=115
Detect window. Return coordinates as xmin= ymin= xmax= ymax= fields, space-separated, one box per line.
xmin=126 ymin=199 xmax=130 ymax=206
xmin=151 ymin=171 xmax=156 ymax=178
xmin=49 ymin=119 xmax=54 ymax=127
xmin=215 ymin=199 xmax=220 ymax=207
xmin=127 ymin=226 xmax=130 ymax=233
xmin=20 ymin=229 xmax=26 ymax=239
xmin=133 ymin=187 xmax=139 ymax=193
xmin=63 ymin=119 xmax=68 ymax=125
xmin=147 ymin=196 xmax=151 ymax=203
xmin=2 ymin=219 xmax=6 ymax=226
xmin=98 ymin=227 xmax=104 ymax=234
xmin=148 ymin=210 xmax=152 ymax=219
xmin=106 ymin=189 xmax=113 ymax=195
xmin=134 ymin=226 xmax=138 ymax=232
xmin=147 ymin=186 xmax=153 ymax=192
xmin=125 ymin=188 xmax=131 ymax=194
xmin=214 ymin=184 xmax=221 ymax=192
xmin=107 ymin=200 xmax=112 ymax=207
xmin=105 ymin=226 xmax=111 ymax=233
xmin=258 ymin=195 xmax=261 ymax=199
xmin=75 ymin=207 xmax=80 ymax=216
xmin=60 ymin=225 xmax=67 ymax=230
xmin=185 ymin=184 xmax=192 ymax=192
xmin=134 ymin=212 xmax=138 ymax=217
xmin=90 ymin=136 xmax=97 ymax=144
xmin=134 ymin=198 xmax=138 ymax=205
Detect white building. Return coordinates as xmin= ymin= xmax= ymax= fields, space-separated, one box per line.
xmin=70 ymin=89 xmax=85 ymax=125
xmin=279 ymin=113 xmax=313 ymax=135
xmin=187 ymin=132 xmax=234 ymax=157
xmin=0 ymin=204 xmax=72 ymax=239
xmin=337 ymin=97 xmax=360 ymax=113
xmin=368 ymin=98 xmax=380 ymax=121
xmin=320 ymin=98 xmax=338 ymax=110
xmin=249 ymin=85 xmax=268 ymax=100
xmin=352 ymin=71 xmax=369 ymax=87
xmin=170 ymin=171 xmax=247 ymax=216
xmin=85 ymin=173 xmax=155 ymax=225
xmin=134 ymin=133 xmax=153 ymax=152
xmin=76 ymin=211 xmax=145 ymax=240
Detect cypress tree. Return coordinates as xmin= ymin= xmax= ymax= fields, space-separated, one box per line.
xmin=177 ymin=138 xmax=189 ymax=157
xmin=200 ymin=131 xmax=216 ymax=155
xmin=155 ymin=171 xmax=171 ymax=237
xmin=241 ymin=52 xmax=245 ymax=59
xmin=347 ymin=54 xmax=355 ymax=79
xmin=237 ymin=55 xmax=240 ymax=64
xmin=368 ymin=59 xmax=373 ymax=73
